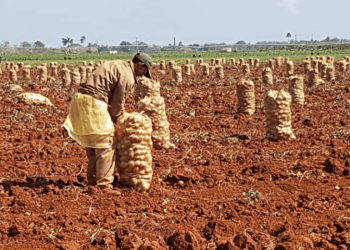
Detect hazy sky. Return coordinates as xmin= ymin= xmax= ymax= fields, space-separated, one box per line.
xmin=1 ymin=0 xmax=349 ymax=48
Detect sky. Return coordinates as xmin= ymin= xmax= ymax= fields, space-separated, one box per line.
xmin=1 ymin=0 xmax=349 ymax=48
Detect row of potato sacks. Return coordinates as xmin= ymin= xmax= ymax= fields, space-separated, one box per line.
xmin=115 ymin=76 xmax=175 ymax=192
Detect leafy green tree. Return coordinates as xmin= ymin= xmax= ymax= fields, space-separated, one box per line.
xmin=33 ymin=41 xmax=45 ymax=47
xmin=286 ymin=32 xmax=292 ymax=42
xmin=80 ymin=36 xmax=86 ymax=44
xmin=236 ymin=40 xmax=246 ymax=45
xmin=21 ymin=41 xmax=32 ymax=47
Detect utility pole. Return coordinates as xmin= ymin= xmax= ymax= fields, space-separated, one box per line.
xmin=174 ymin=37 xmax=176 ymax=51
xmin=136 ymin=37 xmax=139 ymax=52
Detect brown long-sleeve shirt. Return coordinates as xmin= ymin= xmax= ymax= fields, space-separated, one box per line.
xmin=78 ymin=60 xmax=137 ymax=123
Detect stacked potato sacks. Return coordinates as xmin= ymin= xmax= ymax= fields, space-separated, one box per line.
xmin=134 ymin=76 xmax=161 ymax=103
xmin=198 ymin=58 xmax=203 ymax=65
xmin=18 ymin=62 xmax=24 ymax=71
xmin=269 ymin=59 xmax=275 ymax=70
xmin=89 ymin=61 xmax=94 ymax=67
xmin=286 ymin=61 xmax=294 ymax=77
xmin=190 ymin=64 xmax=195 ymax=74
xmin=320 ymin=62 xmax=328 ymax=79
xmin=172 ymin=66 xmax=182 ymax=85
xmin=237 ymin=80 xmax=255 ymax=115
xmin=39 ymin=64 xmax=48 ymax=82
xmin=99 ymin=60 xmax=104 ymax=65
xmin=326 ymin=65 xmax=335 ymax=82
xmin=215 ymin=59 xmax=221 ymax=66
xmin=222 ymin=58 xmax=226 ymax=65
xmin=254 ymin=58 xmax=260 ymax=68
xmin=83 ymin=61 xmax=87 ymax=67
xmin=138 ymin=96 xmax=175 ymax=149
xmin=211 ymin=58 xmax=215 ymax=65
xmin=5 ymin=62 xmax=10 ymax=70
xmin=308 ymin=69 xmax=324 ymax=87
xmin=115 ymin=112 xmax=153 ymax=191
xmin=275 ymin=57 xmax=282 ymax=68
xmin=264 ymin=90 xmax=295 ymax=141
xmin=71 ymin=68 xmax=81 ymax=85
xmin=303 ymin=60 xmax=311 ymax=74
xmin=169 ymin=61 xmax=176 ymax=71
xmin=338 ymin=60 xmax=347 ymax=73
xmin=186 ymin=59 xmax=191 ymax=64
xmin=262 ymin=67 xmax=273 ymax=85
xmin=79 ymin=65 xmax=87 ymax=83
xmin=288 ymin=76 xmax=304 ymax=105
xmin=216 ymin=66 xmax=224 ymax=79
xmin=249 ymin=58 xmax=254 ymax=67
xmin=86 ymin=65 xmax=93 ymax=79
xmin=9 ymin=67 xmax=17 ymax=82
xmin=61 ymin=65 xmax=71 ymax=86
xmin=23 ymin=65 xmax=31 ymax=80
xmin=231 ymin=58 xmax=236 ymax=65
xmin=242 ymin=63 xmax=250 ymax=76
xmin=160 ymin=60 xmax=166 ymax=70
xmin=202 ymin=64 xmax=210 ymax=76
xmin=239 ymin=58 xmax=244 ymax=66
xmin=184 ymin=64 xmax=191 ymax=76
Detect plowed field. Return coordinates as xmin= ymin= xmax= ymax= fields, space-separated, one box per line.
xmin=0 ymin=62 xmax=350 ymax=250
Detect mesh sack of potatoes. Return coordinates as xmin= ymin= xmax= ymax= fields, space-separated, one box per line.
xmin=14 ymin=65 xmax=19 ymax=72
xmin=308 ymin=69 xmax=324 ymax=87
xmin=0 ymin=62 xmax=2 ymax=74
xmin=18 ymin=62 xmax=24 ymax=71
xmin=138 ymin=96 xmax=175 ymax=149
xmin=9 ymin=69 xmax=17 ymax=82
xmin=231 ymin=58 xmax=236 ymax=65
xmin=303 ymin=60 xmax=311 ymax=74
xmin=222 ymin=58 xmax=226 ymax=65
xmin=264 ymin=90 xmax=295 ymax=141
xmin=115 ymin=112 xmax=153 ymax=191
xmin=202 ymin=64 xmax=210 ymax=76
xmin=172 ymin=66 xmax=182 ymax=85
xmin=86 ymin=66 xmax=93 ymax=79
xmin=242 ymin=63 xmax=250 ymax=76
xmin=199 ymin=58 xmax=203 ymax=65
xmin=269 ymin=59 xmax=275 ymax=70
xmin=216 ymin=66 xmax=224 ymax=79
xmin=135 ymin=76 xmax=161 ymax=102
xmin=190 ymin=64 xmax=195 ymax=74
xmin=186 ymin=59 xmax=191 ymax=64
xmin=237 ymin=80 xmax=255 ymax=115
xmin=83 ymin=61 xmax=87 ymax=67
xmin=160 ymin=60 xmax=166 ymax=70
xmin=288 ymin=76 xmax=304 ymax=105
xmin=285 ymin=57 xmax=290 ymax=63
xmin=239 ymin=58 xmax=244 ymax=66
xmin=275 ymin=57 xmax=282 ymax=68
xmin=71 ymin=68 xmax=81 ymax=85
xmin=312 ymin=60 xmax=319 ymax=71
xmin=249 ymin=58 xmax=254 ymax=67
xmin=286 ymin=61 xmax=294 ymax=77
xmin=254 ymin=58 xmax=260 ymax=68
xmin=338 ymin=60 xmax=347 ymax=72
xmin=39 ymin=65 xmax=48 ymax=82
xmin=184 ymin=64 xmax=191 ymax=76
xmin=211 ymin=58 xmax=215 ymax=65
xmin=51 ymin=64 xmax=58 ymax=77
xmin=18 ymin=93 xmax=53 ymax=106
xmin=61 ymin=68 xmax=71 ymax=86
xmin=320 ymin=62 xmax=328 ymax=79
xmin=79 ymin=66 xmax=87 ymax=83
xmin=5 ymin=62 xmax=10 ymax=70
xmin=23 ymin=66 xmax=31 ymax=80
xmin=89 ymin=61 xmax=94 ymax=67
xmin=215 ymin=59 xmax=221 ymax=66
xmin=262 ymin=67 xmax=273 ymax=85
xmin=326 ymin=65 xmax=335 ymax=82
xmin=169 ymin=61 xmax=176 ymax=71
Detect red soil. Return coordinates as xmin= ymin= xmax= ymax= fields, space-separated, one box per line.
xmin=0 ymin=62 xmax=350 ymax=249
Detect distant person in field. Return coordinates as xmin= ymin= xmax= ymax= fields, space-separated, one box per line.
xmin=63 ymin=53 xmax=153 ymax=195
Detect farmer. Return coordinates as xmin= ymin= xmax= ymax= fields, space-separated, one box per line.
xmin=63 ymin=53 xmax=152 ymax=195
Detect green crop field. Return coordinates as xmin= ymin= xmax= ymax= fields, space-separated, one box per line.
xmin=1 ymin=49 xmax=350 ymax=68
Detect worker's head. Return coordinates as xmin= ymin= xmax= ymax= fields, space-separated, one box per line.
xmin=132 ymin=52 xmax=152 ymax=79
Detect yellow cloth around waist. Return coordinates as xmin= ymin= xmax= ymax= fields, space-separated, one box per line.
xmin=63 ymin=93 xmax=115 ymax=148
